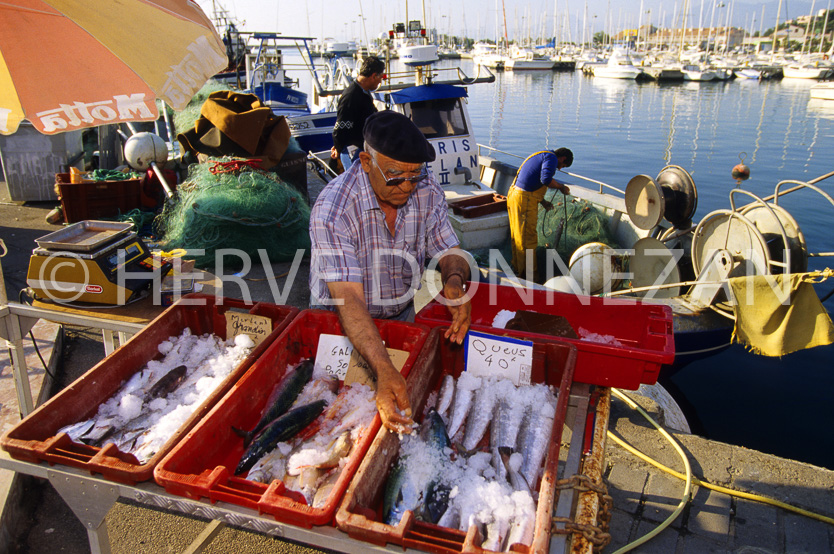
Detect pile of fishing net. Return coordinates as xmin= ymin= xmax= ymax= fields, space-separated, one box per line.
xmin=156 ymin=158 xmax=310 ymax=269
xmin=537 ymin=192 xmax=620 ymax=264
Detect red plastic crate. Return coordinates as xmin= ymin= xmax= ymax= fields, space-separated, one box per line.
xmin=336 ymin=326 xmax=576 ymax=554
xmin=0 ymin=294 xmax=298 ymax=484
xmin=154 ymin=309 xmax=430 ymax=528
xmin=415 ymin=282 xmax=674 ymax=389
xmin=56 ymin=173 xmax=143 ymax=223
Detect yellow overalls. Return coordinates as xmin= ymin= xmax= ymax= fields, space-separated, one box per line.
xmin=507 ymin=151 xmax=551 ymax=281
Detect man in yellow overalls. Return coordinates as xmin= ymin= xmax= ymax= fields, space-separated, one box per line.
xmin=507 ymin=148 xmax=573 ymax=282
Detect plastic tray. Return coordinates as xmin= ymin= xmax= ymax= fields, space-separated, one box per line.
xmin=154 ymin=309 xmax=431 ymax=528
xmin=415 ymin=282 xmax=674 ymax=390
xmin=0 ymin=294 xmax=298 ymax=484
xmin=34 ymin=220 xmax=133 ymax=252
xmin=336 ymin=326 xmax=576 ymax=554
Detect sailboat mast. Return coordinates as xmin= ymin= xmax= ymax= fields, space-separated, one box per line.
xmin=679 ymin=0 xmax=689 ymax=62
xmin=820 ymin=0 xmax=832 ymax=55
xmin=771 ymin=0 xmax=783 ymax=63
xmin=501 ymin=0 xmax=509 ymax=49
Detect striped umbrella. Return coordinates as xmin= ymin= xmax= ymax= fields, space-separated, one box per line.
xmin=0 ymin=0 xmax=228 ymax=135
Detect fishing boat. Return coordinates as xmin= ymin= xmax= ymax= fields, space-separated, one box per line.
xmin=782 ymin=63 xmax=832 ymax=80
xmin=592 ymin=49 xmax=643 ymax=80
xmin=681 ymin=64 xmax=716 ymax=82
xmin=503 ymin=46 xmax=555 ymax=71
xmin=241 ymin=33 xmax=339 ymax=154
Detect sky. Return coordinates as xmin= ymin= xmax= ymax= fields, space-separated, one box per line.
xmin=197 ymin=0 xmax=829 ymax=44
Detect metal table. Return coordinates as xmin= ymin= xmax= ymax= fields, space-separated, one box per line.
xmin=0 ymin=386 xmax=610 ymax=554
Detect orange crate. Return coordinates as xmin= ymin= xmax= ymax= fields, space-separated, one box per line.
xmin=56 ymin=172 xmax=143 ymax=223
xmin=416 ymin=282 xmax=674 ymax=389
xmin=154 ymin=309 xmax=431 ymax=527
xmin=335 ymin=327 xmax=576 ymax=554
xmin=0 ymin=294 xmax=298 ymax=484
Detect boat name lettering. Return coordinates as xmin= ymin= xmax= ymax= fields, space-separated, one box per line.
xmin=161 ymin=36 xmax=226 ymax=109
xmin=35 ymin=94 xmax=156 ymax=133
xmin=288 ymin=121 xmax=310 ymax=130
xmin=435 ymin=139 xmax=471 ymax=155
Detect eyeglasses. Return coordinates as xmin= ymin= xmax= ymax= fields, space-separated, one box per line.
xmin=369 ymin=156 xmax=429 ymax=187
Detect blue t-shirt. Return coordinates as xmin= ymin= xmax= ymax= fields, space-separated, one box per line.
xmin=515 ymin=151 xmax=557 ymax=192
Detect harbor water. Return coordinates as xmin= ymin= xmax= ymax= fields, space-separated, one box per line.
xmin=297 ymin=55 xmax=834 ymax=470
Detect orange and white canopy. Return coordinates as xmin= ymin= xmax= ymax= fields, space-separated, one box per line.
xmin=0 ymin=0 xmax=227 ymax=135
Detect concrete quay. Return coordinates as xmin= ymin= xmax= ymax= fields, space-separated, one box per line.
xmin=604 ymin=392 xmax=834 ymax=553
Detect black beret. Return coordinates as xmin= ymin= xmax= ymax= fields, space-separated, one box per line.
xmin=363 ymin=110 xmax=436 ymax=163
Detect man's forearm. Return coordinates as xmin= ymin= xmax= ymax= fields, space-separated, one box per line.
xmin=333 ymin=290 xmax=396 ymax=379
xmin=438 ymin=248 xmax=471 ymax=287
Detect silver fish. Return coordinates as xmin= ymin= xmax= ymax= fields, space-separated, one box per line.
xmin=504 ymin=512 xmax=535 ymax=550
xmin=297 ymin=466 xmax=321 ymax=505
xmin=499 ymin=447 xmax=530 ymax=493
xmin=247 ymin=448 xmax=288 ymax=484
xmin=437 ymin=503 xmax=460 ymax=529
xmin=447 ymin=374 xmax=481 ymax=440
xmin=58 ymin=419 xmax=95 ymax=442
xmin=483 ymin=514 xmax=510 ymax=552
xmin=519 ymin=392 xmax=557 ymax=488
xmin=490 ymin=409 xmax=507 ymax=483
xmin=462 ymin=385 xmax=496 ymax=451
xmin=312 ymin=470 xmax=341 ymax=508
xmin=435 ymin=374 xmax=455 ymax=422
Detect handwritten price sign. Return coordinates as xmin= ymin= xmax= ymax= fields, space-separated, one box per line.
xmin=464 ymin=331 xmax=533 ymax=385
xmin=314 ymin=334 xmax=408 ymax=388
xmin=314 ymin=334 xmax=354 ymax=378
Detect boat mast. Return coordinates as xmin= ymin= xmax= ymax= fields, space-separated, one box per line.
xmin=820 ymin=0 xmax=832 ymax=55
xmin=771 ymin=0 xmax=783 ymax=64
xmin=679 ymin=0 xmax=689 ymax=62
xmin=501 ymin=0 xmax=509 ymax=50
xmin=802 ymin=0 xmax=817 ymax=56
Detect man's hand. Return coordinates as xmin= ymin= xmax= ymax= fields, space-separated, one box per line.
xmin=330 ymin=146 xmax=338 ymax=159
xmin=376 ymin=364 xmax=414 ymax=433
xmin=327 ymin=281 xmax=414 ymax=434
xmin=559 ymin=184 xmax=570 ymax=195
xmin=443 ymin=277 xmax=471 ymax=344
xmin=540 ymin=199 xmax=554 ymax=211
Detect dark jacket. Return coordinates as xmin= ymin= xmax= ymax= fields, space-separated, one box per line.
xmin=332 ymin=81 xmax=377 ymax=153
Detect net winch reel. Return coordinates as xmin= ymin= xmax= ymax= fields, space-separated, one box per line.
xmin=622 ymin=165 xmax=698 ymax=297
xmin=687 ymin=187 xmax=811 ymax=309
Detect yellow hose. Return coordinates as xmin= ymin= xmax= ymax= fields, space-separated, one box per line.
xmin=608 ymin=388 xmax=834 ymax=540
xmin=609 ymin=388 xmax=692 ymax=553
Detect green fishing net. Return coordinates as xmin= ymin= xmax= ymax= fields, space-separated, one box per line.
xmin=173 ymin=80 xmax=234 ymax=135
xmin=156 ymin=158 xmax=310 ymax=269
xmin=537 ymin=191 xmax=620 ymax=264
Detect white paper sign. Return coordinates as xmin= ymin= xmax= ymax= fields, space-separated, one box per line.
xmin=464 ymin=331 xmax=533 ymax=386
xmin=314 ymin=334 xmax=354 ymax=379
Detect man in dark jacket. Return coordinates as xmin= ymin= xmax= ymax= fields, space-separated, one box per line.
xmin=330 ymin=56 xmax=386 ymax=170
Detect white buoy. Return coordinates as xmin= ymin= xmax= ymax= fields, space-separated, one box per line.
xmin=124 ymin=132 xmax=168 ymax=171
xmin=568 ymin=242 xmax=621 ymax=295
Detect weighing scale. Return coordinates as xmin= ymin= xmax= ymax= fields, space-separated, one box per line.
xmin=27 ymin=221 xmax=169 ymax=305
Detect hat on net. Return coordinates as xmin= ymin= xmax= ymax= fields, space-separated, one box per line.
xmin=363 ymin=110 xmax=436 ymax=163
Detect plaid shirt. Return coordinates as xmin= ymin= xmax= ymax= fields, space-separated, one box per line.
xmin=309 ymin=160 xmax=459 ymax=318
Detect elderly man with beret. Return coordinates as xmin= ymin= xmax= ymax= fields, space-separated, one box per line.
xmin=310 ymin=110 xmax=471 ymax=433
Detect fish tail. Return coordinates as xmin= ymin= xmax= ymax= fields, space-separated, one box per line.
xmin=231 ymin=426 xmax=253 ymax=447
